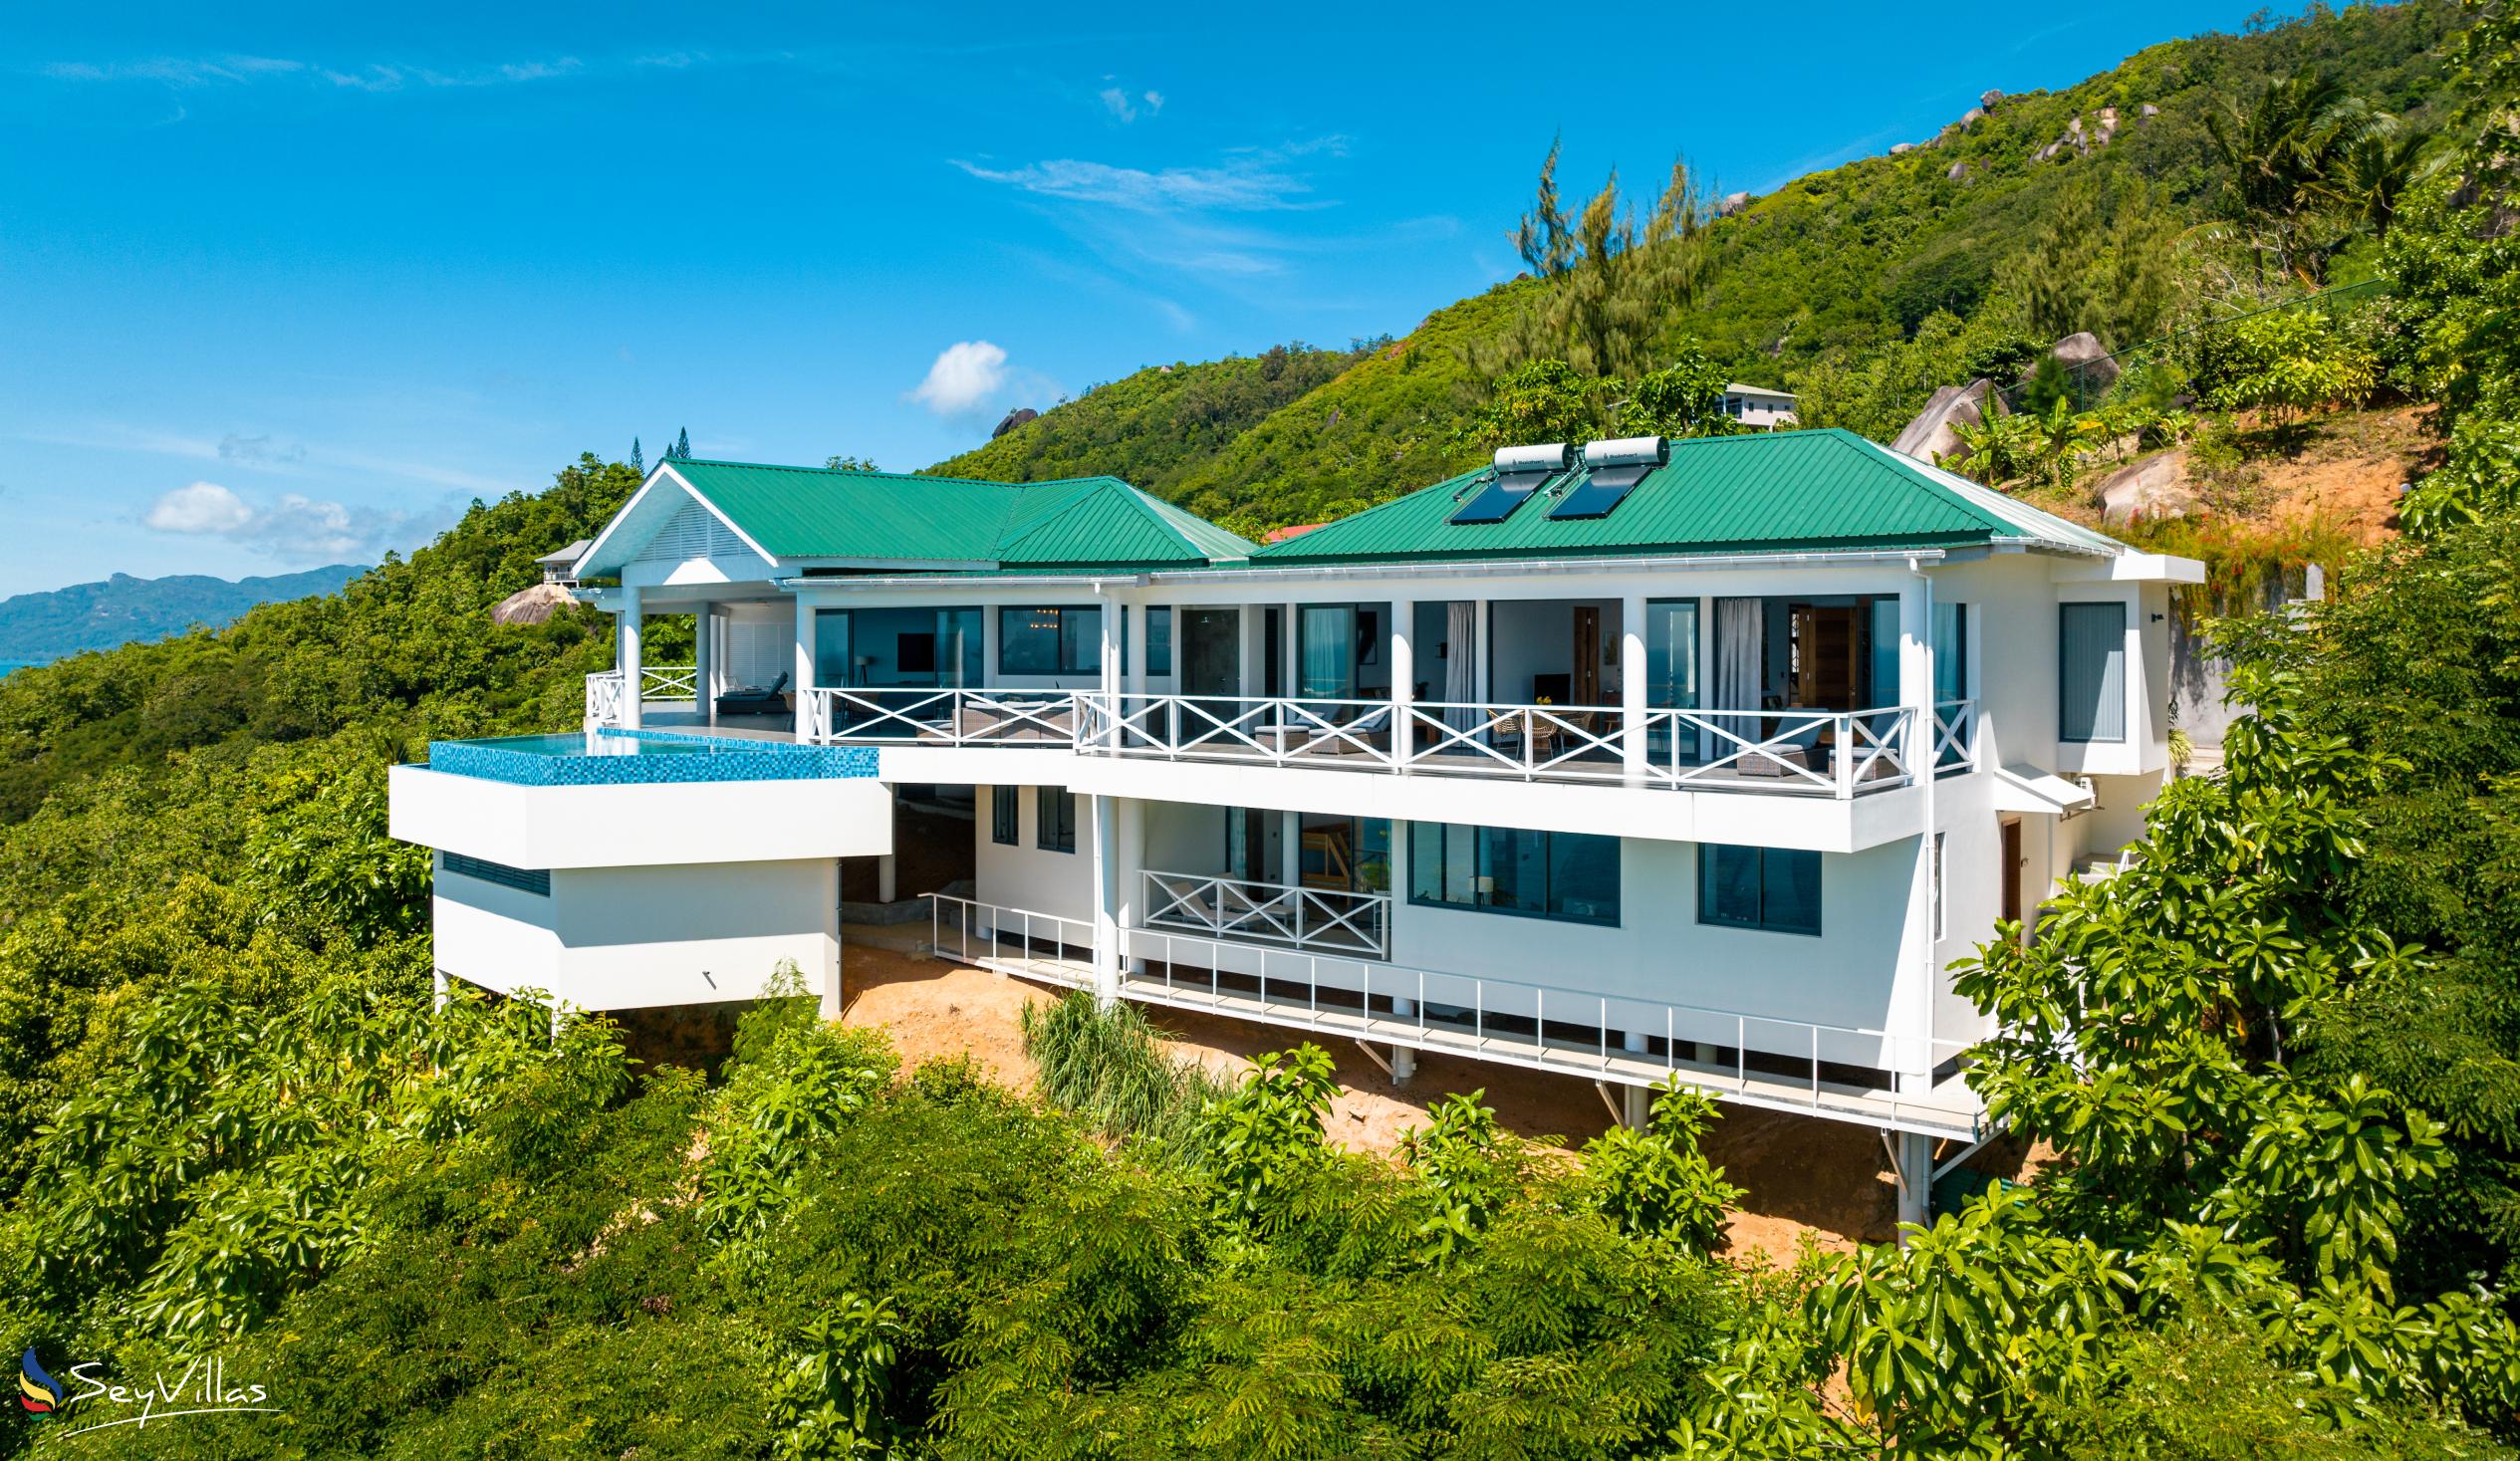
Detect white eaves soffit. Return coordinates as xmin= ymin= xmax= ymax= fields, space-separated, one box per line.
xmin=575 ymin=466 xmax=778 ymax=582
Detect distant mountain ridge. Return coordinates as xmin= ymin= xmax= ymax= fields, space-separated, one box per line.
xmin=0 ymin=565 xmax=365 ymax=662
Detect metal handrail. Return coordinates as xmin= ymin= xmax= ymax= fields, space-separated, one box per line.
xmin=1139 ymin=869 xmax=1391 ymax=959
xmin=923 ymin=890 xmax=1984 ymax=1136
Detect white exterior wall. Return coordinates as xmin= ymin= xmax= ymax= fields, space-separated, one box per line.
xmin=434 ymin=855 xmax=839 ymax=1012
xmin=971 ymin=783 xmax=1096 ymax=929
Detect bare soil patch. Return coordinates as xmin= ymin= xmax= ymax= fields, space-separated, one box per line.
xmin=834 ymin=939 xmax=1974 ymax=1263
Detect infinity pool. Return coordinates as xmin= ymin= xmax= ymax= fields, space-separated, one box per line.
xmin=424 ymin=729 xmax=876 ymax=786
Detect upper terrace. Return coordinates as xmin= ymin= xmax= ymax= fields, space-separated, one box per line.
xmin=567 ymin=432 xmax=2194 ymax=816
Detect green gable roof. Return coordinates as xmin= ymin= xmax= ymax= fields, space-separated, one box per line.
xmin=1248 ymin=429 xmax=2126 ymax=566
xmin=649 ymin=460 xmax=1255 ymax=570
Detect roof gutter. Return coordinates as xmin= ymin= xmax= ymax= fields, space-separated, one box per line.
xmin=774 ymin=573 xmax=1153 ymax=593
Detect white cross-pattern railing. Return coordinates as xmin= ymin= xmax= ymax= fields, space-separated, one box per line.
xmin=641 ymin=664 xmax=698 ymax=703
xmin=1080 ymin=692 xmax=1400 ymax=767
xmin=802 ymin=687 xmax=1083 ymax=746
xmin=1933 ymin=698 xmax=1976 ymax=774
xmin=1076 ymin=693 xmax=1927 ymax=799
xmin=925 ymin=891 xmax=1983 ymax=1138
xmin=1140 ymin=870 xmax=1391 ymax=959
xmin=585 ymin=671 xmax=628 ymax=729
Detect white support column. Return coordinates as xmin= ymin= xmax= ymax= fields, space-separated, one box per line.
xmin=1621 ymin=1084 xmax=1650 ymax=1129
xmin=1281 ymin=599 xmax=1300 ymax=698
xmin=821 ymin=856 xmax=844 ymax=1022
xmin=1620 ymin=592 xmax=1648 ymax=781
xmin=619 ymin=585 xmax=643 ymax=731
xmin=793 ymin=595 xmax=818 ymax=741
xmin=877 ymin=854 xmax=897 ymax=904
xmin=1893 ymin=1129 xmax=1932 ymax=1233
xmin=693 ymin=600 xmax=714 ymax=728
xmin=1092 ymin=794 xmax=1121 ymax=1007
xmin=1389 ymin=1046 xmax=1416 ymax=1085
xmin=1280 ymin=809 xmax=1301 ymax=890
xmin=1894 ymin=571 xmax=1938 ymax=1091
xmin=1388 ymin=819 xmax=1414 ymax=1084
xmin=1125 ymin=601 xmax=1147 ymax=697
xmin=431 ymin=967 xmax=448 ymax=1013
xmin=1388 ymin=595 xmax=1414 ymax=770
xmin=1115 ymin=797 xmax=1144 ymax=973
xmin=1472 ymin=599 xmax=1491 ymax=704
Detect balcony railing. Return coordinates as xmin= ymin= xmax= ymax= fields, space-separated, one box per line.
xmin=1076 ymin=693 xmax=1921 ymax=799
xmin=1141 ymin=870 xmax=1391 ymax=958
xmin=586 ymin=670 xmax=628 ymax=729
xmin=641 ymin=664 xmax=698 ymax=703
xmin=926 ymin=891 xmax=1982 ymax=1138
xmin=799 ymin=687 xmax=1079 ymax=745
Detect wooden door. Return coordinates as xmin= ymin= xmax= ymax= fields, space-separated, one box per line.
xmin=1572 ymin=607 xmax=1602 ymax=705
xmin=1790 ymin=606 xmax=1861 ymax=709
xmin=1999 ymin=819 xmax=2024 ymax=926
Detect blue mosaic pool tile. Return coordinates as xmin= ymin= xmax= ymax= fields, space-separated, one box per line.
xmin=425 ymin=731 xmax=879 ymax=787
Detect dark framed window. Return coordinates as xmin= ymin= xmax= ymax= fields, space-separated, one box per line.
xmin=2059 ymin=602 xmax=2128 ymax=743
xmin=442 ymin=852 xmax=550 ymax=897
xmin=1146 ymin=606 xmax=1173 ymax=676
xmin=1037 ymin=787 xmax=1078 ymax=853
xmin=999 ymin=606 xmax=1102 ymax=676
xmin=991 ymin=786 xmax=1019 ymax=847
xmin=1408 ymin=823 xmax=1619 ymax=925
xmin=1697 ymin=845 xmax=1821 ymax=936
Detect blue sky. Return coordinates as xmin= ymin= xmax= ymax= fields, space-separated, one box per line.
xmin=1 ymin=1 xmax=2281 ymax=594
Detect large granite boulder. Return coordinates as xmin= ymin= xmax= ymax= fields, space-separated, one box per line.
xmin=1890 ymin=377 xmax=2000 ymax=464
xmin=2048 ymin=331 xmax=2121 ymax=395
xmin=2094 ymin=450 xmax=2198 ymax=526
xmin=491 ymin=582 xmax=578 ymax=627
xmin=991 ymin=406 xmax=1038 ymax=439
xmin=1716 ymin=190 xmax=1752 ymax=217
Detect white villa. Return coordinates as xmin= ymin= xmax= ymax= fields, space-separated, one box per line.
xmin=387 ymin=428 xmax=2198 ymax=1219
xmin=1721 ymin=383 xmax=1799 ymax=429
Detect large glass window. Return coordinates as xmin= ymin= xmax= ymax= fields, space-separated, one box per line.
xmin=1643 ymin=599 xmax=1699 ymax=708
xmin=2059 ymin=602 xmax=2127 ymax=743
xmin=1409 ymin=823 xmax=1620 ymax=925
xmin=816 ymin=608 xmax=981 ymax=687
xmin=1146 ymin=606 xmax=1173 ymax=676
xmin=991 ymin=786 xmax=1019 ymax=847
xmin=1036 ymin=787 xmax=1077 ymax=853
xmin=1933 ymin=602 xmax=1969 ymax=702
xmin=1299 ymin=604 xmax=1356 ymax=699
xmin=999 ymin=606 xmax=1102 ymax=677
xmin=1697 ymin=845 xmax=1822 ymax=936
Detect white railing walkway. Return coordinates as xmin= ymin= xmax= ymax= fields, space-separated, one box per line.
xmin=1140 ymin=870 xmax=1391 ymax=959
xmin=927 ymin=892 xmax=1983 ymax=1140
xmin=641 ymin=664 xmax=698 ymax=703
xmin=800 ymin=687 xmax=1080 ymax=746
xmin=1076 ymin=693 xmax=1922 ymax=799
xmin=585 ymin=670 xmax=629 ymax=729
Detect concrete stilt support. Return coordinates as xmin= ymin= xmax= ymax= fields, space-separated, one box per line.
xmin=1621 ymin=1083 xmax=1650 ymax=1129
xmin=1092 ymin=794 xmax=1122 ymax=1009
xmin=877 ymin=853 xmax=897 ymax=905
xmin=1893 ymin=1129 xmax=1933 ymax=1236
xmin=821 ymin=857 xmax=844 ymax=1023
xmin=431 ymin=967 xmax=448 ymax=1014
xmin=619 ymin=585 xmax=643 ymax=731
xmin=1389 ymin=1045 xmax=1416 ymax=1086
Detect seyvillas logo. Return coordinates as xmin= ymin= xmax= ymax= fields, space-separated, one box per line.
xmin=18 ymin=1348 xmax=62 ymax=1414
xmin=12 ymin=1348 xmax=279 ymax=1436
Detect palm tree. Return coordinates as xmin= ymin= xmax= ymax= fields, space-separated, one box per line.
xmin=2323 ymin=114 xmax=2431 ymax=240
xmin=2205 ymin=70 xmax=2360 ymax=282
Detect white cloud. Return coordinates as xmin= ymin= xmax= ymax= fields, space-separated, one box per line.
xmin=1142 ymin=90 xmax=1164 ymax=115
xmin=141 ymin=480 xmax=440 ymax=564
xmin=1099 ymin=87 xmax=1136 ymax=123
xmin=953 ymin=154 xmax=1328 ymax=213
xmin=45 ymin=52 xmax=582 ymax=95
xmin=909 ymin=341 xmax=1011 ymax=416
xmin=145 ymin=481 xmax=254 ymax=534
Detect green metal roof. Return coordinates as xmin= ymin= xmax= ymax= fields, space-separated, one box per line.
xmin=652 ymin=460 xmax=1255 ymax=569
xmin=1248 ymin=429 xmax=2128 ymax=566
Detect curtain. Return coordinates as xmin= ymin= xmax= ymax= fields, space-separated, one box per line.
xmin=2059 ymin=602 xmax=2127 ymax=742
xmin=1444 ymin=601 xmax=1478 ymax=732
xmin=1714 ymin=599 xmax=1764 ymax=750
xmin=1300 ymin=605 xmax=1355 ymax=703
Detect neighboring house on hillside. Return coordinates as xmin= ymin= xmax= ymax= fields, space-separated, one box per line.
xmin=389 ymin=434 xmax=2199 ymax=1217
xmin=538 ymin=539 xmax=591 ymax=585
xmin=1722 ymin=383 xmax=1799 ymax=429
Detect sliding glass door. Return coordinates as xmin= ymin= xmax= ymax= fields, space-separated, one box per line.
xmin=1644 ymin=599 xmax=1699 ymax=762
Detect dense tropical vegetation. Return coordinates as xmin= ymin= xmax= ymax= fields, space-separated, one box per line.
xmin=0 ymin=1 xmax=2514 ymax=1454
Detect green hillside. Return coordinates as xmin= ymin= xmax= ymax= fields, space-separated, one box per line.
xmin=933 ymin=0 xmax=2462 ymax=536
